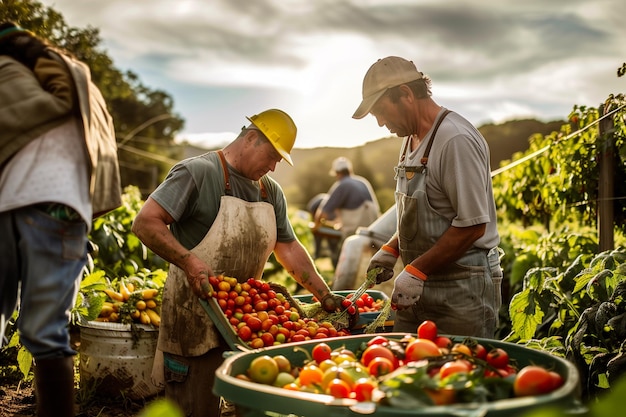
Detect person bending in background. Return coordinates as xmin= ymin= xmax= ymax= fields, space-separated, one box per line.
xmin=313 ymin=157 xmax=380 ymax=268
xmin=131 ymin=109 xmax=351 ymax=417
xmin=0 ymin=22 xmax=121 ymax=417
xmin=353 ymin=56 xmax=502 ymax=338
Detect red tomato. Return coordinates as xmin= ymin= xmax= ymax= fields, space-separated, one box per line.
xmin=404 ymin=338 xmax=441 ymax=361
xmin=237 ymin=325 xmax=252 ymax=342
xmin=291 ymin=334 xmax=306 ymax=342
xmin=312 ymin=342 xmax=332 ymax=364
xmin=472 ymin=343 xmax=488 ymax=360
xmin=366 ymin=335 xmax=389 ymax=346
xmin=247 ymin=316 xmax=262 ymax=332
xmin=439 ymin=359 xmax=472 ymax=379
xmin=352 ymin=378 xmax=377 ymax=401
xmin=367 ymin=356 xmax=395 ymax=377
xmin=360 ymin=344 xmax=397 ymax=367
xmin=417 ymin=320 xmax=438 ymax=341
xmin=486 ymin=347 xmax=510 ymax=369
xmin=260 ymin=332 xmax=275 ymax=347
xmin=433 ymin=336 xmax=453 ymax=349
xmin=549 ymin=371 xmax=564 ymax=391
xmin=513 ymin=366 xmax=559 ymax=397
xmin=326 ymin=378 xmax=352 ymax=398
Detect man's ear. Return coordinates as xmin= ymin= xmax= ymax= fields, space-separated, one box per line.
xmin=398 ymin=84 xmax=414 ymax=102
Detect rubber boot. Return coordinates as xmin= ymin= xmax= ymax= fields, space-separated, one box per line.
xmin=34 ymin=356 xmax=76 ymax=417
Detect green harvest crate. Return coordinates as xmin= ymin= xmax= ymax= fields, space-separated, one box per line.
xmin=213 ymin=333 xmax=584 ymax=417
xmin=199 ymin=290 xmax=394 ymax=351
xmin=199 ymin=297 xmax=250 ymax=352
xmin=292 ymin=290 xmax=395 ymax=332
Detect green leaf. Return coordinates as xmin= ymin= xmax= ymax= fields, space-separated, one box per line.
xmin=138 ymin=398 xmax=184 ymax=417
xmin=17 ymin=346 xmax=32 ymax=379
xmin=80 ymin=270 xmax=108 ymax=291
xmin=509 ymin=288 xmax=545 ymax=340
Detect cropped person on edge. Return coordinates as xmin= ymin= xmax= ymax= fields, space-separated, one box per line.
xmin=0 ymin=22 xmax=122 ymax=417
xmin=353 ymin=56 xmax=502 ymax=338
xmin=131 ymin=109 xmax=351 ymax=417
xmin=313 ymin=157 xmax=380 ymax=268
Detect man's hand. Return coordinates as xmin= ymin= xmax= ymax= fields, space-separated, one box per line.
xmin=391 ymin=265 xmax=427 ymax=310
xmin=367 ymin=245 xmax=399 ymax=284
xmin=181 ymin=252 xmax=215 ymax=299
xmin=320 ymin=293 xmax=359 ymax=328
xmin=187 ymin=271 xmax=214 ymax=300
xmin=321 ymin=293 xmax=346 ymax=313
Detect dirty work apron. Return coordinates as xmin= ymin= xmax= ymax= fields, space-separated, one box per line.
xmin=152 ymin=151 xmax=276 ymax=384
xmin=393 ymin=110 xmax=498 ymax=337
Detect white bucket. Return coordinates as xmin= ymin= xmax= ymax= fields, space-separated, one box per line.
xmin=78 ymin=321 xmax=162 ymax=400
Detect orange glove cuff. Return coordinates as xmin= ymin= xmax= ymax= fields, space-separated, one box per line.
xmin=405 ymin=264 xmax=427 ymax=281
xmin=381 ymin=244 xmax=399 ymax=258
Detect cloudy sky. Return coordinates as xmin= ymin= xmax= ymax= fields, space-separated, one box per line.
xmin=40 ymin=0 xmax=625 ymax=149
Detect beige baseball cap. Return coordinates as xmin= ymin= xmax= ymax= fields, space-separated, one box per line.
xmin=329 ymin=157 xmax=353 ymax=176
xmin=352 ymin=56 xmax=423 ymax=119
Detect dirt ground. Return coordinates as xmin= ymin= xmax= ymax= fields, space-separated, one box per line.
xmin=0 ymin=328 xmax=164 ymax=417
xmin=0 ymin=381 xmax=158 ymax=417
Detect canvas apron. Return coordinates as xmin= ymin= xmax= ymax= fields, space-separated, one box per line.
xmin=337 ymin=200 xmax=379 ymax=240
xmin=152 ymin=151 xmax=276 ymax=385
xmin=393 ymin=110 xmax=498 ymax=337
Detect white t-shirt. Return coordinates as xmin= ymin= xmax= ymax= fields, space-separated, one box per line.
xmin=0 ymin=118 xmax=92 ymax=229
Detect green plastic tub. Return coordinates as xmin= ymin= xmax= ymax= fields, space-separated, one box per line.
xmin=199 ymin=290 xmax=394 ymax=351
xmin=213 ymin=333 xmax=584 ymax=417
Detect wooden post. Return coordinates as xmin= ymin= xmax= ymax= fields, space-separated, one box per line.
xmin=598 ymin=104 xmax=615 ymax=251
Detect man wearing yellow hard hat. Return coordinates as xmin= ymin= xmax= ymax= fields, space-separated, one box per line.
xmin=132 ymin=109 xmax=348 ymax=417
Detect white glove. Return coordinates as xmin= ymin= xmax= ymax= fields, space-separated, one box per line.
xmin=367 ymin=245 xmax=399 ymax=284
xmin=392 ymin=265 xmax=427 ymax=310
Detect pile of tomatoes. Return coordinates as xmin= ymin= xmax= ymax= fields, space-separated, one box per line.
xmin=209 ymin=276 xmax=351 ymax=348
xmin=346 ymin=292 xmax=385 ymax=313
xmin=237 ymin=320 xmax=565 ymax=407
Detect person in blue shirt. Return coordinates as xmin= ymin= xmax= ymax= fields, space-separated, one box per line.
xmin=314 ymin=157 xmax=380 ymax=268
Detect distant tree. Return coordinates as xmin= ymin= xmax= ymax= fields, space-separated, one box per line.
xmin=1 ymin=0 xmax=185 ymax=193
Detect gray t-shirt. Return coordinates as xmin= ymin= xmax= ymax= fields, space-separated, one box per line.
xmin=396 ymin=109 xmax=500 ymax=250
xmin=149 ymin=152 xmax=295 ymax=249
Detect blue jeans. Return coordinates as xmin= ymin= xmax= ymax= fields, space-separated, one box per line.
xmin=0 ymin=206 xmax=87 ymax=359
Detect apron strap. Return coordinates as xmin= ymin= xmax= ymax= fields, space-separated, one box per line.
xmin=420 ymin=109 xmax=452 ymax=167
xmin=216 ymin=150 xmax=232 ymax=195
xmin=216 ymin=150 xmax=268 ymax=199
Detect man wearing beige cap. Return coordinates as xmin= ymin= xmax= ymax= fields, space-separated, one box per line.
xmin=355 ymin=56 xmax=502 ymax=338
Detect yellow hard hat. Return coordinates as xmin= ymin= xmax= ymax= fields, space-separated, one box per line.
xmin=247 ymin=109 xmax=297 ymax=166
